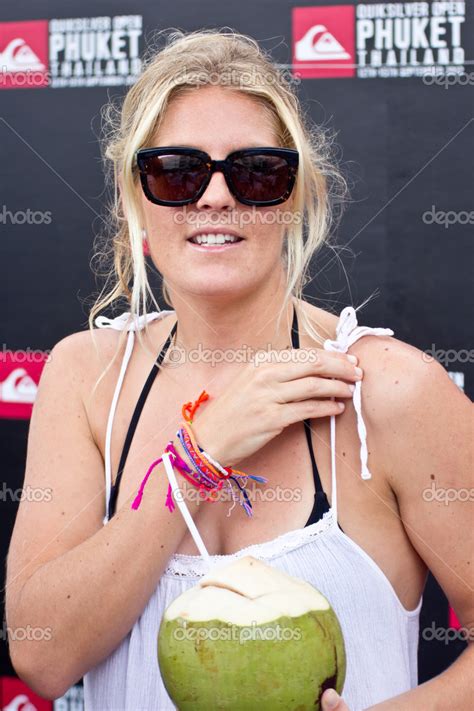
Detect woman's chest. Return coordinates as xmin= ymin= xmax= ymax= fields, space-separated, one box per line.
xmin=89 ymin=367 xmax=426 ymax=610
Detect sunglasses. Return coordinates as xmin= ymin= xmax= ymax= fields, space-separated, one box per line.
xmin=134 ymin=146 xmax=299 ymax=207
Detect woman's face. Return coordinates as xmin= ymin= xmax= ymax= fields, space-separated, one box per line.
xmin=138 ymin=85 xmax=292 ymax=301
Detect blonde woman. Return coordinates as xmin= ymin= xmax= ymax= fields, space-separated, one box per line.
xmin=6 ymin=30 xmax=472 ymax=711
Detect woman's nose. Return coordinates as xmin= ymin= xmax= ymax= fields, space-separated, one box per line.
xmin=195 ymin=170 xmax=236 ymax=210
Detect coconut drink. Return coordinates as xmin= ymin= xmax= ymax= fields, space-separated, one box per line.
xmin=158 ymin=555 xmax=346 ymax=710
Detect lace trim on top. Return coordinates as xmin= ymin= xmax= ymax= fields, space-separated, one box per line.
xmin=163 ymin=507 xmax=336 ymax=578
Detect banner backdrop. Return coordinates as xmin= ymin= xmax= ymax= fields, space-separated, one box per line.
xmin=1 ymin=0 xmax=472 ymax=700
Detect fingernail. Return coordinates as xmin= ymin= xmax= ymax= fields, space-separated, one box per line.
xmin=355 ymin=367 xmax=363 ymax=377
xmin=347 ymin=354 xmax=358 ymax=364
xmin=323 ymin=689 xmax=340 ymax=708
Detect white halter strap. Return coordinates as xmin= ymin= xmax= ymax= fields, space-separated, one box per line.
xmin=95 ymin=309 xmax=175 ymax=525
xmin=94 ymin=310 xmax=166 ymax=332
xmin=323 ymin=306 xmax=394 ymax=482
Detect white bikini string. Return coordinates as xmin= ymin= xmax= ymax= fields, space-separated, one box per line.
xmin=161 ymin=452 xmax=212 ymax=568
xmin=323 ymin=306 xmax=394 ymax=481
xmin=102 ymin=330 xmax=136 ymax=526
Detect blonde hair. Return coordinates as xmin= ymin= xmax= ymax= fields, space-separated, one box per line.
xmin=87 ymin=28 xmax=353 ymax=395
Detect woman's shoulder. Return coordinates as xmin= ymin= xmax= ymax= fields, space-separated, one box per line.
xmin=53 ymin=308 xmax=176 ymax=369
xmin=298 ymin=297 xmax=446 ymax=416
xmin=46 ymin=310 xmax=170 ymax=404
xmin=50 ymin=317 xmax=127 ymax=375
xmin=43 ymin=327 xmax=126 ymax=425
xmin=297 ymin=298 xmax=398 ymax=353
xmin=328 ymin=307 xmax=456 ymax=437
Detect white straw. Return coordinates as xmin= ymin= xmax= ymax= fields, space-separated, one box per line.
xmin=161 ymin=452 xmax=212 ymax=569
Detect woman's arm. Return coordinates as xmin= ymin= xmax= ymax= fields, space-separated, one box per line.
xmin=5 ymin=333 xmax=201 ymax=700
xmin=322 ymin=337 xmax=473 ymax=710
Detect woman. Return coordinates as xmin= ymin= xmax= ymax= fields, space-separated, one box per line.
xmin=5 ymin=29 xmax=472 ymax=711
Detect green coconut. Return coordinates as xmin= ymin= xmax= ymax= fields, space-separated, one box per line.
xmin=158 ymin=555 xmax=346 ymax=710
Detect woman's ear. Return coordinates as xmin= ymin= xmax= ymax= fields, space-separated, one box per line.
xmin=142 ymin=228 xmax=151 ymax=256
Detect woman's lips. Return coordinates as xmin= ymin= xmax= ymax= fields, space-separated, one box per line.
xmin=186 ymin=238 xmax=244 ymax=251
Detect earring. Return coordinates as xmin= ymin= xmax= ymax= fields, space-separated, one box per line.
xmin=142 ymin=228 xmax=150 ymax=257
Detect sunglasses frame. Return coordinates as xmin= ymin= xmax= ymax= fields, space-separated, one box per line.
xmin=134 ymin=146 xmax=299 ymax=207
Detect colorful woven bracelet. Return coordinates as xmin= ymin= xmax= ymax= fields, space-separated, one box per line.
xmin=165 ymin=440 xmax=224 ymax=507
xmin=177 ymin=425 xmax=224 ymax=485
xmin=176 ymin=427 xmax=219 ymax=486
xmin=178 ymin=424 xmax=268 ymax=517
xmin=179 ymin=392 xmax=268 ymax=515
xmin=131 ymin=389 xmax=267 ymax=517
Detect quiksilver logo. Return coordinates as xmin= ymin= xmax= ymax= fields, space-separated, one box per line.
xmin=0 ymin=37 xmax=45 ymax=72
xmin=295 ymin=25 xmax=351 ymax=61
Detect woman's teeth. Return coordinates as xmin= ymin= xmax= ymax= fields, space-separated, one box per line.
xmin=190 ymin=233 xmax=241 ymax=245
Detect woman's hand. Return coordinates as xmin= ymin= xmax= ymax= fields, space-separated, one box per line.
xmin=191 ymin=348 xmax=363 ymax=467
xmin=321 ymin=689 xmax=351 ymax=710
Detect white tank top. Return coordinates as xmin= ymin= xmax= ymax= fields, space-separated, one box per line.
xmin=83 ymin=306 xmax=422 ymax=711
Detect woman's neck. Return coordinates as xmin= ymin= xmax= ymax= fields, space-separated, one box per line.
xmin=165 ymin=281 xmax=295 ymax=355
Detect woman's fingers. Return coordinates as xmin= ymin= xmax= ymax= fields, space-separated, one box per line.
xmin=321 ymin=689 xmax=350 ymax=710
xmin=192 ymin=348 xmax=362 ymax=467
xmin=277 ymin=397 xmax=346 ymax=428
xmin=275 ymin=375 xmax=356 ymax=404
xmin=257 ymin=349 xmax=362 ymax=384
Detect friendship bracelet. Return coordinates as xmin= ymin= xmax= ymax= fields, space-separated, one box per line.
xmin=164 ymin=440 xmax=224 ymax=507
xmin=181 ymin=419 xmax=223 ymax=479
xmin=198 ymin=447 xmax=250 ymax=512
xmin=170 ymin=436 xmax=225 ymax=497
xmin=181 ymin=391 xmax=230 ymax=483
xmin=179 ymin=400 xmax=269 ymax=515
xmin=129 ymin=439 xmax=221 ymax=515
xmin=180 ymin=420 xmax=257 ymax=486
xmin=130 ymin=389 xmax=268 ymax=517
xmin=181 ymin=390 xmax=209 ymax=423
xmin=177 ymin=426 xmax=220 ymax=485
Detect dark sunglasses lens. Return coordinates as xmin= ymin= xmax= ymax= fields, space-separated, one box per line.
xmin=142 ymin=153 xmax=207 ymax=202
xmin=230 ymin=154 xmax=293 ymax=203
